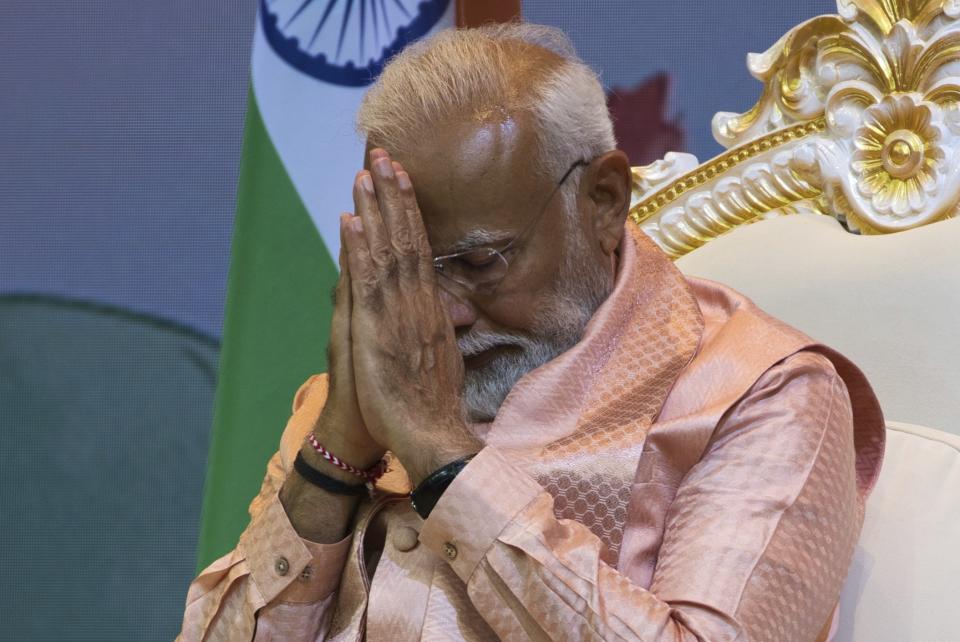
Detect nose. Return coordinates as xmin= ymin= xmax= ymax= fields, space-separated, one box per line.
xmin=438 ymin=286 xmax=477 ymax=329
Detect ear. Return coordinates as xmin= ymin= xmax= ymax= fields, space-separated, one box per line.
xmin=581 ymin=150 xmax=631 ymax=257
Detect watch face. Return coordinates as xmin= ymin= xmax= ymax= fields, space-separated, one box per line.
xmin=260 ymin=0 xmax=452 ymax=87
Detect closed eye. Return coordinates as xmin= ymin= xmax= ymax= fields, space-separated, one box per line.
xmin=454 ymin=249 xmax=500 ymax=269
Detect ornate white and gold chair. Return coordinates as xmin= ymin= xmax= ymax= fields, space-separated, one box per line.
xmin=629 ymin=1 xmax=960 ymax=639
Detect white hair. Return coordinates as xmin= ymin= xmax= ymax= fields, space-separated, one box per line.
xmin=356 ymin=22 xmax=616 ymax=184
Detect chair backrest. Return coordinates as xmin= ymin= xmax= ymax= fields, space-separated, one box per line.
xmin=671 ymin=216 xmax=960 ymax=641
xmin=626 ymin=1 xmax=960 ymax=638
xmin=626 ymin=2 xmax=960 ymax=434
xmin=675 ymin=213 xmax=960 ymax=434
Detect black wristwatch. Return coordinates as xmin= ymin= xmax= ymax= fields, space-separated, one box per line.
xmin=410 ymin=455 xmax=476 ymax=519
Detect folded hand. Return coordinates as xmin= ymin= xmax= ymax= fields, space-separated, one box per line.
xmin=342 ymin=149 xmax=481 ymax=486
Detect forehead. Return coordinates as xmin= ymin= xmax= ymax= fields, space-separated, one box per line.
xmin=395 ymin=115 xmax=551 ymax=251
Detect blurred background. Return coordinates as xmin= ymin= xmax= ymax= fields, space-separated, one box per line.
xmin=0 ymin=0 xmax=835 ymax=639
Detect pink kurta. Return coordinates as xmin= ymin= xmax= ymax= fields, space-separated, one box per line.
xmin=179 ymin=224 xmax=884 ymax=642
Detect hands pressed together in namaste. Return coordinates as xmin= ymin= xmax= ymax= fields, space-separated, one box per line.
xmin=318 ymin=148 xmax=482 ymax=487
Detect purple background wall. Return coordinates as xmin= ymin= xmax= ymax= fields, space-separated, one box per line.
xmin=0 ymin=1 xmax=254 ymax=339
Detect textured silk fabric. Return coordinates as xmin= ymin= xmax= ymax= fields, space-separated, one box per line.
xmin=178 ymin=222 xmax=884 ymax=642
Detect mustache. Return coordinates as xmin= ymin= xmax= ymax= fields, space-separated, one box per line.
xmin=457 ymin=330 xmax=536 ymax=358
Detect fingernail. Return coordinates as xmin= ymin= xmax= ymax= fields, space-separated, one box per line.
xmin=397 ymin=171 xmax=412 ymax=190
xmin=350 ymin=217 xmax=363 ymax=233
xmin=374 ymin=157 xmax=394 ymax=178
xmin=360 ymin=173 xmax=374 ymax=193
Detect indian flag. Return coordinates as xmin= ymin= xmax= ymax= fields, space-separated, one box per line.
xmin=195 ymin=0 xmax=461 ymax=569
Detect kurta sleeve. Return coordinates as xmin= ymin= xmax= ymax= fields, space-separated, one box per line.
xmin=418 ymin=352 xmax=860 ymax=641
xmin=177 ymin=374 xmax=353 ymax=642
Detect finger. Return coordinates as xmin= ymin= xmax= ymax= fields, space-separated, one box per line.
xmin=342 ymin=214 xmax=381 ymax=309
xmin=369 ymin=151 xmax=418 ymax=278
xmin=327 ymin=215 xmax=354 ymax=371
xmin=394 ymin=166 xmax=435 ymax=281
xmin=368 ymin=147 xmax=389 ymax=165
xmin=353 ymin=170 xmax=396 ymax=279
xmin=392 ymin=164 xmax=427 ymax=285
xmin=332 ymin=215 xmax=355 ymax=328
xmin=336 ymin=213 xmax=353 ymax=313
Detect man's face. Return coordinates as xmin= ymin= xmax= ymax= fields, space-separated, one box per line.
xmin=386 ymin=114 xmax=622 ymax=422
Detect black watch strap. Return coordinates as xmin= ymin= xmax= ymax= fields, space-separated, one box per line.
xmin=294 ymin=451 xmax=367 ymax=496
xmin=410 ymin=455 xmax=476 ymax=519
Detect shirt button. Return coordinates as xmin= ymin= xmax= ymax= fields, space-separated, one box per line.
xmin=299 ymin=565 xmax=313 ymax=581
xmin=443 ymin=542 xmax=458 ymax=561
xmin=274 ymin=556 xmax=290 ymax=576
xmin=392 ymin=526 xmax=420 ymax=552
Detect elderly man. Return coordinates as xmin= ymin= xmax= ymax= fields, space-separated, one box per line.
xmin=180 ymin=23 xmax=883 ymax=642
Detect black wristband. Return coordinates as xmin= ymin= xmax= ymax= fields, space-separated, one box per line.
xmin=293 ymin=451 xmax=367 ymax=496
xmin=410 ymin=455 xmax=476 ymax=519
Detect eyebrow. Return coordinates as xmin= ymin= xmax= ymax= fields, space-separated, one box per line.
xmin=441 ymin=228 xmax=513 ymax=255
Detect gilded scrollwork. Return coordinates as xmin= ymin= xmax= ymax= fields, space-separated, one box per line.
xmin=630 ymin=152 xmax=700 ymax=208
xmin=632 ymin=139 xmax=824 ymax=258
xmin=631 ymin=0 xmax=960 ymax=255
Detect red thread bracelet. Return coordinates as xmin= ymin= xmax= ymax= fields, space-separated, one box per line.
xmin=306 ymin=433 xmax=387 ymax=482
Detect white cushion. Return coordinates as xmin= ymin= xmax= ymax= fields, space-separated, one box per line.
xmin=676 ymin=214 xmax=960 ymax=434
xmin=836 ymin=422 xmax=960 ymax=642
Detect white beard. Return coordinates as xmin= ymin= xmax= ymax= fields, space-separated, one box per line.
xmin=458 ymin=329 xmax=560 ymax=422
xmin=458 ymin=238 xmax=613 ymax=423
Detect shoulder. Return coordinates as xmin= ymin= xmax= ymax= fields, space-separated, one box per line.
xmin=755 ymin=350 xmax=844 ymax=392
xmin=719 ymin=350 xmax=852 ymax=448
xmin=743 ymin=350 xmax=850 ymax=420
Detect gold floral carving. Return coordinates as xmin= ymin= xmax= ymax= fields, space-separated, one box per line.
xmin=852 ymin=94 xmax=946 ymax=216
xmin=631 ymin=0 xmax=960 ymax=256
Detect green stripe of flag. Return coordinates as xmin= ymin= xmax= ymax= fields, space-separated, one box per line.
xmin=196 ymin=90 xmax=338 ymax=570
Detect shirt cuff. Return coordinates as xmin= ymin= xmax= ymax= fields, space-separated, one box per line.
xmin=239 ymin=492 xmax=352 ymax=604
xmin=418 ymin=447 xmax=545 ymax=582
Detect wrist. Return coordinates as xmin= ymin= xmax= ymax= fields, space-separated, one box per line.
xmin=410 ymin=454 xmax=476 ymax=519
xmin=398 ymin=428 xmax=481 ymax=488
xmin=299 ymin=435 xmax=387 ymax=486
xmin=298 ymin=442 xmax=371 ymax=485
xmin=282 ymin=435 xmax=380 ymax=543
xmin=279 ymin=470 xmax=360 ymax=543
xmin=313 ymin=408 xmax=386 ymax=470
